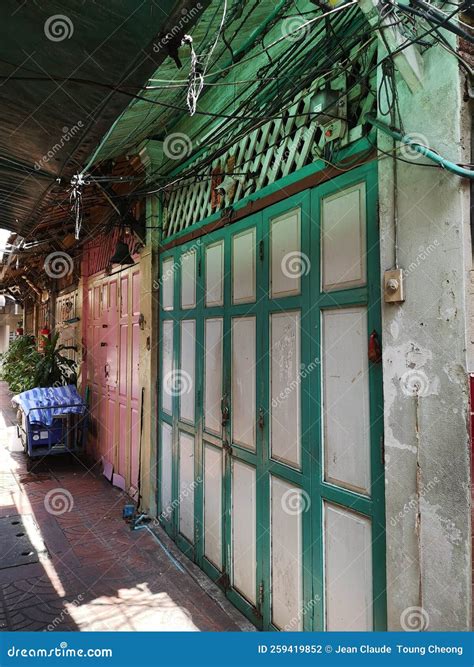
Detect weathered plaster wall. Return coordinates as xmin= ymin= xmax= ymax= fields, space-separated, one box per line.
xmin=468 ymin=270 xmax=474 ymax=372
xmin=137 ymin=194 xmax=160 ymax=517
xmin=0 ymin=307 xmax=21 ymax=352
xmin=378 ymin=43 xmax=472 ymax=630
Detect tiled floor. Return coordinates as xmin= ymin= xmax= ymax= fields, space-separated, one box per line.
xmin=0 ymin=382 xmax=249 ymax=632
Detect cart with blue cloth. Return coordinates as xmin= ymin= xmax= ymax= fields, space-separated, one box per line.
xmin=12 ymin=385 xmax=87 ymax=458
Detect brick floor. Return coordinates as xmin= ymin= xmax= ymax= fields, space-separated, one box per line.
xmin=0 ymin=382 xmax=248 ymax=632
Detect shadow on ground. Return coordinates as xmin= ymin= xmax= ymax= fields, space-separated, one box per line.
xmin=0 ymin=382 xmax=243 ymax=632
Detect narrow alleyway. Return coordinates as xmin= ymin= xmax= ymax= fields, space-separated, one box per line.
xmin=0 ymin=382 xmax=249 ymax=632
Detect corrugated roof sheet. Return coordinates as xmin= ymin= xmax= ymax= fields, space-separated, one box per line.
xmin=93 ymin=0 xmax=367 ymax=171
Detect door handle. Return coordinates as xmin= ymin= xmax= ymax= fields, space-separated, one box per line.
xmin=258 ymin=407 xmax=265 ymax=430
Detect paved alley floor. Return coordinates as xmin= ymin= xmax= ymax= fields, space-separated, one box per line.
xmin=0 ymin=382 xmax=250 ymax=632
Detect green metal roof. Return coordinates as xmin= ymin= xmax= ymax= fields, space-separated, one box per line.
xmin=92 ymin=0 xmax=368 ymax=175
xmin=0 ymin=0 xmax=209 ymax=236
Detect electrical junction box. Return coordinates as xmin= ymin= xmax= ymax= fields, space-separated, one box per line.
xmin=310 ymin=77 xmax=348 ymax=145
xmin=310 ymin=88 xmax=340 ymax=125
xmin=384 ymin=268 xmax=405 ymax=303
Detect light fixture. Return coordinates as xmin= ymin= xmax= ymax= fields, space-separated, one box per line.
xmin=109 ymin=241 xmax=134 ymax=266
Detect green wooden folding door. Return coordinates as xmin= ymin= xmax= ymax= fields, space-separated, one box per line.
xmin=158 ymin=163 xmax=386 ymax=630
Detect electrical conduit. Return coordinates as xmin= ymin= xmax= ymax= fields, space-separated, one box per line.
xmin=366 ymin=115 xmax=474 ymax=179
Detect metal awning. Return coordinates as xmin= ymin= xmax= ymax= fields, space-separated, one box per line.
xmin=0 ymin=0 xmax=208 ymax=236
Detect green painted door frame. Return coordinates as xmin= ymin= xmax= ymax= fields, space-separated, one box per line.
xmin=157 ymin=161 xmax=386 ymax=631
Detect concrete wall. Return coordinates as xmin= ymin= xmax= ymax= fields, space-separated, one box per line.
xmin=0 ymin=306 xmax=22 ymax=352
xmin=137 ymin=194 xmax=161 ymax=517
xmin=0 ymin=325 xmax=9 ymax=353
xmin=378 ymin=42 xmax=472 ymax=629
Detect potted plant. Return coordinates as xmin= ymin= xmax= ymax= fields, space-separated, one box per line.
xmin=33 ymin=332 xmax=77 ymax=387
xmin=0 ymin=335 xmax=41 ymax=393
xmin=0 ymin=333 xmax=77 ymax=392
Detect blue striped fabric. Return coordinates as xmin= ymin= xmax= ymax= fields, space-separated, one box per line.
xmin=12 ymin=385 xmax=85 ymax=426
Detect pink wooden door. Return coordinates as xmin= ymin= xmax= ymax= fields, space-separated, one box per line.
xmin=117 ymin=268 xmax=141 ymax=496
xmin=85 ymin=268 xmax=141 ymax=497
xmin=118 ymin=274 xmax=129 ymax=482
xmin=104 ymin=279 xmax=119 ymax=467
xmin=87 ymin=282 xmax=107 ymax=461
xmin=130 ymin=269 xmax=141 ymax=493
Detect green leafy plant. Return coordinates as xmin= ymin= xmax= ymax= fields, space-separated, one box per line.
xmin=0 ymin=333 xmax=78 ymax=393
xmin=33 ymin=332 xmax=77 ymax=388
xmin=0 ymin=335 xmax=41 ymax=393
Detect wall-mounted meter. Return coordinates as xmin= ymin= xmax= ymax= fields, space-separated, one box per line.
xmin=310 ymin=80 xmax=348 ymax=145
xmin=310 ymin=88 xmax=340 ymax=125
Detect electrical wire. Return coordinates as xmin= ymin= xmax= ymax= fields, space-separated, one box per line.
xmin=42 ymin=5 xmax=366 ymax=171
xmin=410 ymin=0 xmax=474 ymax=42
xmin=0 ymin=3 xmax=369 ymax=167
xmin=142 ymin=0 xmax=359 ymax=87
xmin=117 ymin=7 xmax=466 ymax=199
xmin=142 ymin=9 xmax=370 ymax=178
xmin=2 ymin=1 xmax=466 ymax=243
xmin=142 ymin=35 xmax=376 ymax=186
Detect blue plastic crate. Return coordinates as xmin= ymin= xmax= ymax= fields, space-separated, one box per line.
xmin=27 ymin=418 xmax=64 ymax=449
xmin=13 ymin=386 xmax=88 ymax=458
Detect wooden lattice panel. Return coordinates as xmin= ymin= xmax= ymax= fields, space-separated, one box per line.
xmin=162 ymin=41 xmax=377 ymax=239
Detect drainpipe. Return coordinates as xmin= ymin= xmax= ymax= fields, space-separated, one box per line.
xmin=366 ymin=116 xmax=474 ymax=179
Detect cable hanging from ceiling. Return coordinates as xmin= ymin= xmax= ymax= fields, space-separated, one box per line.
xmin=133 ymin=6 xmax=469 ymax=198
xmin=44 ymin=10 xmax=376 ymax=202
xmin=181 ymin=0 xmax=228 ymax=115
xmin=7 ymin=0 xmax=468 ymax=246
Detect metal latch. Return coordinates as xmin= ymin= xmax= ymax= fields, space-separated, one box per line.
xmin=221 ymin=393 xmax=229 ymax=426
